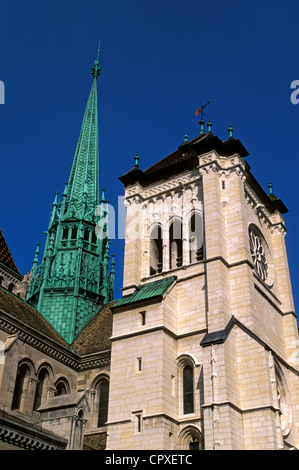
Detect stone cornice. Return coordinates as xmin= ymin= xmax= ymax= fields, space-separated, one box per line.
xmin=124 ymin=170 xmax=202 ymax=202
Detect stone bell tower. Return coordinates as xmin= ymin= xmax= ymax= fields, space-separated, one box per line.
xmin=106 ymin=118 xmax=298 ymax=450
xmin=26 ymin=44 xmax=115 ymax=344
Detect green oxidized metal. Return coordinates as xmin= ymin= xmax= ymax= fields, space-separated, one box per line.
xmin=27 ymin=44 xmax=114 ymax=344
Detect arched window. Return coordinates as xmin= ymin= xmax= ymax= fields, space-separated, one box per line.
xmin=189 ymin=211 xmax=203 ymax=263
xmin=178 ymin=425 xmax=202 ymax=450
xmin=169 ymin=218 xmax=183 ymax=269
xmin=84 ymin=228 xmax=90 ymax=242
xmin=12 ymin=363 xmax=31 ymax=411
xmin=8 ymin=283 xmax=15 ymax=293
xmin=97 ymin=379 xmax=110 ymax=427
xmin=91 ymin=230 xmax=97 ymax=245
xmin=55 ymin=378 xmax=69 ymax=396
xmin=150 ymin=224 xmax=163 ymax=275
xmin=62 ymin=226 xmax=69 ymax=240
xmin=33 ymin=367 xmax=50 ymax=411
xmin=71 ymin=226 xmax=78 ymax=239
xmin=183 ymin=365 xmax=194 ymax=414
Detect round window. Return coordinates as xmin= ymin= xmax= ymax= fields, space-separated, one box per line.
xmin=249 ymin=228 xmax=269 ymax=282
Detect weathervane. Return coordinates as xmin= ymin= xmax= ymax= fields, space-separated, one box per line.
xmin=195 ymin=101 xmax=210 ymax=120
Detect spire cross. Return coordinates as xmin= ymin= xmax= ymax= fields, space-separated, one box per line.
xmin=91 ymin=40 xmax=102 ymax=79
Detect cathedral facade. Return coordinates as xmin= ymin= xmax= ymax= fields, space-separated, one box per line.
xmin=0 ymin=49 xmax=298 ymax=450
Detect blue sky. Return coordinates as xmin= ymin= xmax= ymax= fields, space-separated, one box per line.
xmin=0 ymin=0 xmax=298 ymax=313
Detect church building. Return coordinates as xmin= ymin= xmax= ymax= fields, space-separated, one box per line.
xmin=0 ymin=47 xmax=298 ymax=451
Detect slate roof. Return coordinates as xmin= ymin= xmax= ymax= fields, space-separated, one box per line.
xmin=0 ymin=229 xmax=22 ymax=277
xmin=119 ymin=133 xmax=249 ymax=188
xmin=113 ymin=276 xmax=177 ymax=309
xmin=119 ymin=131 xmax=288 ymax=215
xmin=71 ymin=301 xmax=116 ymax=355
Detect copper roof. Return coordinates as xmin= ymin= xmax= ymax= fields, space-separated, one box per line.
xmin=0 ymin=288 xmax=71 ymax=349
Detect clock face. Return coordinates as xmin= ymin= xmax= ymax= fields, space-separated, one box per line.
xmin=249 ymin=229 xmax=268 ymax=282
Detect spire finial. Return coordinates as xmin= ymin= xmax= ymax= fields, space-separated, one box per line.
xmin=134 ymin=152 xmax=139 ymax=167
xmin=101 ymin=188 xmax=106 ymax=203
xmin=207 ymin=118 xmax=212 ymax=133
xmin=268 ymin=180 xmax=273 ymax=195
xmin=32 ymin=242 xmax=40 ymax=266
xmin=184 ymin=134 xmax=189 ymax=142
xmin=199 ymin=119 xmax=205 ymax=135
xmin=228 ymin=123 xmax=233 ymax=138
xmin=91 ymin=40 xmax=102 ymax=79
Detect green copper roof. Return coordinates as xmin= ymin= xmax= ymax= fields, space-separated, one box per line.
xmin=67 ymin=76 xmax=99 ymax=207
xmin=114 ymin=276 xmax=177 ymax=308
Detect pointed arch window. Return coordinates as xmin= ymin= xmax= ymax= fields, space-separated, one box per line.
xmin=84 ymin=228 xmax=90 ymax=242
xmin=70 ymin=226 xmax=78 ymax=240
xmin=189 ymin=211 xmax=203 ymax=263
xmin=97 ymin=379 xmax=110 ymax=427
xmin=183 ymin=365 xmax=194 ymax=414
xmin=91 ymin=230 xmax=97 ymax=245
xmin=150 ymin=224 xmax=163 ymax=275
xmin=169 ymin=218 xmax=183 ymax=269
xmin=62 ymin=226 xmax=69 ymax=240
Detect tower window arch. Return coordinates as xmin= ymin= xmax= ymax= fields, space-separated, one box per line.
xmin=150 ymin=224 xmax=163 ymax=275
xmin=188 ymin=211 xmax=203 ymax=263
xmin=169 ymin=218 xmax=182 ymax=269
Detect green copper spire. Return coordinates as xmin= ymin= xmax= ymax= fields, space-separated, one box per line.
xmin=228 ymin=123 xmax=233 ymax=138
xmin=268 ymin=180 xmax=273 ymax=195
xmin=27 ymin=45 xmax=115 ymax=344
xmin=66 ymin=46 xmax=101 ymax=212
